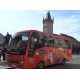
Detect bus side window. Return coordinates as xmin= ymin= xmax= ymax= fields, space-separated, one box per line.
xmin=54 ymin=38 xmax=65 ymax=48
xmin=38 ymin=38 xmax=44 ymax=48
xmin=65 ymin=40 xmax=71 ymax=49
xmin=59 ymin=39 xmax=65 ymax=48
xmin=61 ymin=39 xmax=66 ymax=48
xmin=49 ymin=36 xmax=55 ymax=47
xmin=34 ymin=33 xmax=44 ymax=48
xmin=37 ymin=33 xmax=51 ymax=48
xmin=54 ymin=38 xmax=59 ymax=48
xmin=43 ymin=35 xmax=49 ymax=47
xmin=28 ymin=36 xmax=38 ymax=57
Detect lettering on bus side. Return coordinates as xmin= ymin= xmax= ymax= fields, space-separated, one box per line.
xmin=38 ymin=50 xmax=46 ymax=54
xmin=36 ymin=50 xmax=46 ymax=56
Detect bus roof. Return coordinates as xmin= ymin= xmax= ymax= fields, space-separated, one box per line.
xmin=17 ymin=30 xmax=71 ymax=41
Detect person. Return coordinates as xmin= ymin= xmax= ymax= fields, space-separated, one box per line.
xmin=5 ymin=32 xmax=11 ymax=45
xmin=2 ymin=46 xmax=7 ymax=61
xmin=0 ymin=47 xmax=2 ymax=61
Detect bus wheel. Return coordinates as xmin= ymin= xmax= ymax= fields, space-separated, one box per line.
xmin=37 ymin=61 xmax=44 ymax=69
xmin=62 ymin=59 xmax=66 ymax=65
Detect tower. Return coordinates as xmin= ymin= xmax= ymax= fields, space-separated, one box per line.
xmin=43 ymin=11 xmax=54 ymax=34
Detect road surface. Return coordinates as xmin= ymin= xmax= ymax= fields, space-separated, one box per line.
xmin=45 ymin=54 xmax=80 ymax=69
xmin=0 ymin=54 xmax=80 ymax=69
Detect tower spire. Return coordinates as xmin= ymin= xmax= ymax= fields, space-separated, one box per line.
xmin=43 ymin=11 xmax=54 ymax=34
xmin=46 ymin=11 xmax=51 ymax=19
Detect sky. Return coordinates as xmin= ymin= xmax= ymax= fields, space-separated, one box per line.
xmin=0 ymin=10 xmax=80 ymax=40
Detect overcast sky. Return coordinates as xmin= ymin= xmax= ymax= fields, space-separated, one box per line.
xmin=0 ymin=10 xmax=80 ymax=40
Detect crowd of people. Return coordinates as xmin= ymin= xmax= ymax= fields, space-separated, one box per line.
xmin=0 ymin=32 xmax=11 ymax=61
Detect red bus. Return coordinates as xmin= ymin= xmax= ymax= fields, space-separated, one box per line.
xmin=6 ymin=30 xmax=72 ymax=69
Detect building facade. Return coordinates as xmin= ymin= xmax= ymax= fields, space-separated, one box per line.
xmin=0 ymin=33 xmax=4 ymax=44
xmin=43 ymin=11 xmax=54 ymax=34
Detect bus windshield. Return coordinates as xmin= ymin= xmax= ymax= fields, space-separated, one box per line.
xmin=8 ymin=32 xmax=30 ymax=55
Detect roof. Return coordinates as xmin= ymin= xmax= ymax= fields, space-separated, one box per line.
xmin=16 ymin=29 xmax=71 ymax=41
xmin=60 ymin=33 xmax=78 ymax=42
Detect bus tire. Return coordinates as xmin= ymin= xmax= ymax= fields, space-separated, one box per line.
xmin=37 ymin=61 xmax=44 ymax=69
xmin=62 ymin=59 xmax=66 ymax=65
